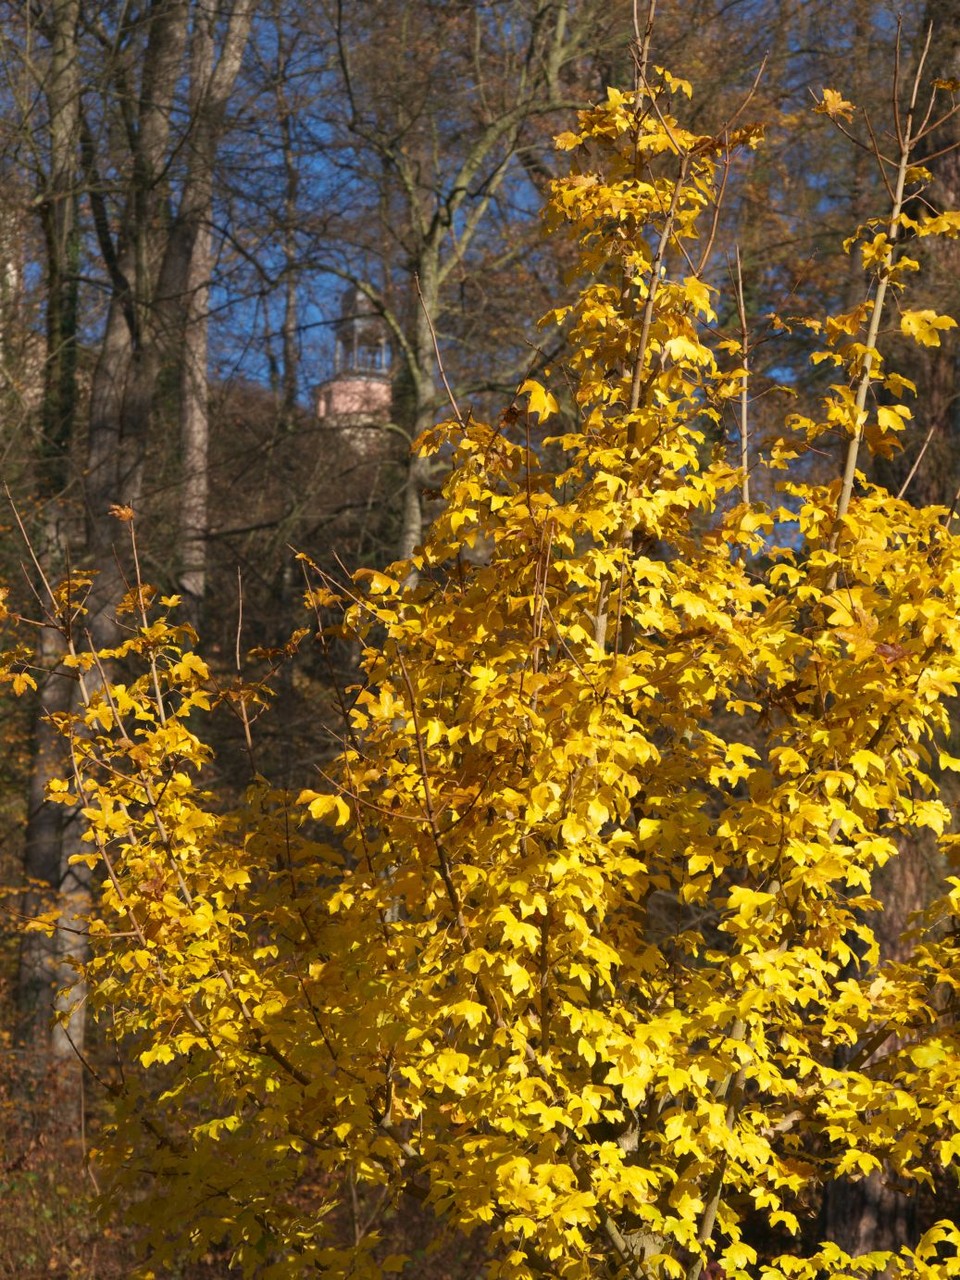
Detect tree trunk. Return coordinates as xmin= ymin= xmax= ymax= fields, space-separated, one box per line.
xmin=178 ymin=216 xmax=211 ymax=627
xmin=17 ymin=624 xmax=69 ymax=1054
xmin=820 ymin=5 xmax=960 ymax=1251
xmin=24 ymin=0 xmax=253 ymax=1070
xmin=875 ymin=0 xmax=960 ymax=509
xmin=819 ymin=840 xmax=931 ymax=1253
xmin=18 ymin=0 xmax=81 ymax=1065
xmin=37 ymin=0 xmax=80 ymax=499
xmin=397 ymin=256 xmax=443 ymax=570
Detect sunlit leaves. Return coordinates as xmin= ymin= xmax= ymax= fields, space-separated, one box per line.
xmin=263 ymin=67 xmax=960 ymax=1280
xmin=6 ymin=53 xmax=960 ymax=1280
xmin=815 ymin=88 xmax=857 ymax=122
xmin=900 ymin=308 xmax=959 ymax=347
xmin=519 ymin=378 xmax=559 ymax=421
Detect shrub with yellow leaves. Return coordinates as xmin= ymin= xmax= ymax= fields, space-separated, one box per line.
xmin=9 ymin=48 xmax=960 ymax=1280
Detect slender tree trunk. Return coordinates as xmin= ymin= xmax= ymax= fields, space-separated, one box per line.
xmin=820 ymin=7 xmax=960 ymax=1250
xmin=46 ymin=0 xmax=192 ymax=1091
xmin=18 ymin=0 xmax=81 ymax=1062
xmin=175 ymin=0 xmax=254 ymax=623
xmin=398 ymin=262 xmax=441 ymax=567
xmin=280 ymin=100 xmax=300 ymax=430
xmin=38 ymin=0 xmax=80 ymax=501
xmin=819 ymin=841 xmax=931 ymax=1252
xmin=875 ymin=0 xmax=960 ymax=509
xmin=18 ymin=627 xmax=69 ymax=1053
xmin=84 ymin=0 xmax=191 ymax=612
xmin=178 ymin=218 xmax=211 ymax=626
xmin=42 ymin=0 xmax=253 ymax=1068
xmin=272 ymin=76 xmax=301 ymax=743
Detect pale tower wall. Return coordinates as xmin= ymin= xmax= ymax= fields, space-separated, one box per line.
xmin=316 ymin=286 xmax=393 ymax=456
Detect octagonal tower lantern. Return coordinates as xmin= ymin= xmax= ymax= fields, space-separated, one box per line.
xmin=316 ymin=285 xmax=393 ymax=452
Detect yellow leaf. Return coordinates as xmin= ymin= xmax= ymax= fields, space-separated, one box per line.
xmin=519 ymin=378 xmax=559 ymax=422
xmin=684 ymin=275 xmax=716 ymax=321
xmin=140 ymin=1043 xmax=175 ymax=1068
xmin=901 ymin=309 xmax=958 ymax=347
xmin=448 ymin=999 xmax=487 ymax=1029
xmin=11 ymin=671 xmax=36 ymax=695
xmin=299 ymin=790 xmax=352 ymax=827
xmin=876 ymin=404 xmax=911 ymax=434
xmin=815 ymin=88 xmax=856 ymax=122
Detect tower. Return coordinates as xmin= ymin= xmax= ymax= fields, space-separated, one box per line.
xmin=316 ymin=286 xmax=392 ymax=449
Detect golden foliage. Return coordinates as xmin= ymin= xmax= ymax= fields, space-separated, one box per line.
xmin=7 ymin=62 xmax=960 ymax=1280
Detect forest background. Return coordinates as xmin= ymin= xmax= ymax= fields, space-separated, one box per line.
xmin=2 ymin=0 xmax=960 ymax=1276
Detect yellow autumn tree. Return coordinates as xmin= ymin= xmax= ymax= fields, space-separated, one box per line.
xmin=10 ymin=44 xmax=960 ymax=1280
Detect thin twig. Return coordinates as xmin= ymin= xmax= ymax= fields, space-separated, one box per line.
xmin=394 ymin=648 xmax=472 ymax=951
xmin=6 ymin=484 xmax=59 ymax=614
xmin=828 ymin=27 xmax=932 ymax=571
xmin=235 ymin=567 xmax=257 ymax=772
xmin=695 ymin=142 xmax=731 ymax=277
xmin=125 ymin=518 xmax=168 ymax=726
xmin=628 ymin=152 xmax=691 ymax=423
xmin=734 ymin=246 xmax=750 ymax=505
xmin=415 ymin=272 xmax=464 ymax=427
xmin=633 ymin=0 xmax=656 ymax=92
xmin=896 ymin=419 xmax=938 ymax=501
